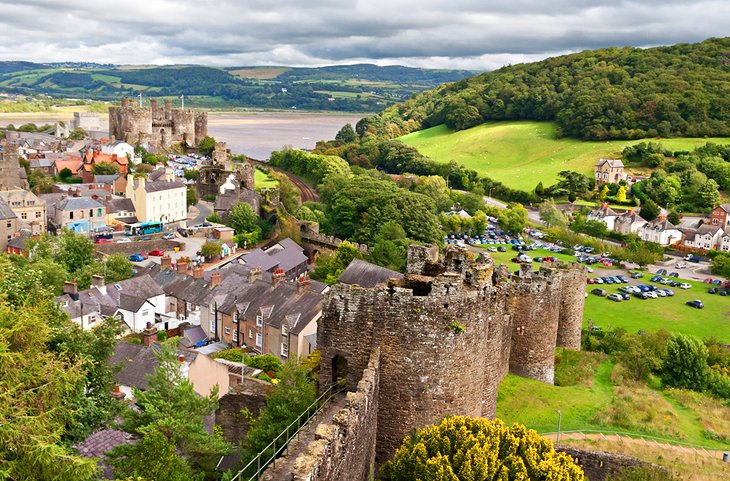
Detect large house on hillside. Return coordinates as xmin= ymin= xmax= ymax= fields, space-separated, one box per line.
xmin=594 ymin=159 xmax=627 ymax=186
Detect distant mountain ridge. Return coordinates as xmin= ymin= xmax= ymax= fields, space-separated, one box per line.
xmin=0 ymin=62 xmax=476 ymax=112
xmin=358 ymin=37 xmax=730 ymax=140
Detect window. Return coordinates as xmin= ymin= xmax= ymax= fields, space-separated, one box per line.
xmin=141 ymin=310 xmax=149 ymax=316
xmin=6 ymin=222 xmax=10 ymax=228
xmin=21 ymin=213 xmax=27 ymax=220
xmin=281 ymin=324 xmax=288 ymax=336
xmin=35 ymin=212 xmax=41 ymax=218
xmin=232 ymin=329 xmax=238 ymax=342
xmin=234 ymin=312 xmax=239 ymax=323
xmin=281 ymin=342 xmax=288 ymax=357
xmin=255 ymin=333 xmax=262 ymax=347
xmin=225 ymin=327 xmax=231 ymax=335
xmin=89 ymin=209 xmax=93 ymax=218
xmin=210 ymin=319 xmax=216 ymax=332
xmin=256 ymin=315 xmax=263 ymax=327
xmin=248 ymin=329 xmax=253 ymax=339
xmin=98 ymin=208 xmax=102 ymax=217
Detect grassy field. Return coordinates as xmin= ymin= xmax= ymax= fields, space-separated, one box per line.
xmin=254 ymin=167 xmax=279 ymax=188
xmin=228 ymin=67 xmax=291 ymax=79
xmin=497 ymin=351 xmax=730 ymax=450
xmin=400 ymin=121 xmax=730 ymax=191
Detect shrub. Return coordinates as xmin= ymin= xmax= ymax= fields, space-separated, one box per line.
xmin=662 ymin=334 xmax=709 ymax=391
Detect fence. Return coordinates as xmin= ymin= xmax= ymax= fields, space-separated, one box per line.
xmin=230 ymin=382 xmax=346 ymax=481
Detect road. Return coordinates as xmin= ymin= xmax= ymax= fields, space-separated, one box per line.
xmin=481 ymin=193 xmax=542 ymax=224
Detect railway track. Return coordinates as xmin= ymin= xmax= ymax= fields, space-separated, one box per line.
xmin=250 ymin=160 xmax=320 ymax=203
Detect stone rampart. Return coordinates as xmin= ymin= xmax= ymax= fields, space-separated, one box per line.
xmin=557 ymin=446 xmax=670 ymax=481
xmin=266 ymin=348 xmax=380 ymax=481
xmin=215 ymin=380 xmax=274 ymax=444
xmin=94 ymin=239 xmax=184 ymax=256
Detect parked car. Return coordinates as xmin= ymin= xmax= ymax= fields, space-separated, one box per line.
xmin=685 ymin=255 xmax=702 ymax=263
xmin=720 ymin=290 xmax=729 ymax=296
xmin=630 ymin=271 xmax=644 ymax=279
xmin=669 ymin=281 xmax=682 ymax=287
xmin=679 ymin=283 xmax=692 ymax=289
xmin=129 ymin=253 xmax=145 ymax=262
xmin=703 ymin=278 xmax=714 ymax=283
xmin=668 ymin=272 xmax=679 ymax=277
xmin=633 ymin=291 xmax=650 ymax=299
xmin=662 ymin=289 xmax=675 ymax=296
xmin=675 ymin=262 xmax=687 ymax=269
xmin=591 ymin=288 xmax=607 ymax=297
xmin=607 ymin=293 xmax=623 ymax=302
xmin=116 ymin=238 xmax=131 ymax=243
xmin=656 ymin=268 xmax=667 ymax=275
xmin=659 ymin=278 xmax=672 ymax=285
xmin=148 ymin=249 xmax=165 ymax=257
xmin=619 ymin=293 xmax=631 ymax=300
xmin=162 ymin=232 xmax=175 ymax=240
xmin=497 ymin=246 xmax=506 ymax=252
xmin=686 ymin=299 xmax=704 ymax=309
xmin=709 ymin=287 xmax=718 ymax=294
xmin=95 ymin=238 xmax=113 ymax=244
xmin=650 ymin=275 xmax=663 ymax=282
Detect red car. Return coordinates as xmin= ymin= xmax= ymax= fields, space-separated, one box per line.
xmin=587 ymin=278 xmax=596 ymax=284
xmin=148 ymin=249 xmax=165 ymax=257
xmin=703 ymin=278 xmax=714 ymax=283
xmin=95 ymin=238 xmax=113 ymax=244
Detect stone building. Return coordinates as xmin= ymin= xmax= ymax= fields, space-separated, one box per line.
xmin=594 ymin=158 xmax=626 ymax=185
xmin=0 ymin=143 xmax=28 ymax=191
xmin=108 ymin=97 xmax=207 ymax=148
xmin=0 ymin=197 xmax=19 ymax=251
xmin=0 ymin=189 xmax=46 ymax=234
xmin=318 ymin=245 xmax=585 ymax=466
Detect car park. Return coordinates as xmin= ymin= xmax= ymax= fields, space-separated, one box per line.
xmin=591 ymin=288 xmax=607 ymax=297
xmin=607 ymin=293 xmax=623 ymax=302
xmin=686 ymin=299 xmax=704 ymax=309
xmin=675 ymin=262 xmax=687 ymax=269
xmin=679 ymin=283 xmax=692 ymax=289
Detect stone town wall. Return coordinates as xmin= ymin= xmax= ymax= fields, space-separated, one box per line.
xmin=94 ymin=239 xmax=184 ymax=256
xmin=557 ymin=266 xmax=587 ymax=349
xmin=557 ymin=446 xmax=670 ymax=481
xmin=263 ymin=348 xmax=380 ymax=481
xmin=318 ymin=245 xmax=586 ymax=467
xmin=215 ymin=380 xmax=274 ymax=444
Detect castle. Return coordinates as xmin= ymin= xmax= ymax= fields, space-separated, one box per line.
xmin=108 ymin=98 xmax=207 ymax=148
xmin=302 ymin=245 xmax=586 ymax=477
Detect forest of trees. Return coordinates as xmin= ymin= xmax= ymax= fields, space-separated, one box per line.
xmin=358 ymin=37 xmax=730 ymax=140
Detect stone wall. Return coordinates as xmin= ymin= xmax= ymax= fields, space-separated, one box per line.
xmin=557 ymin=446 xmax=670 ymax=481
xmin=557 ymin=266 xmax=587 ymax=349
xmin=109 ymin=98 xmax=207 ymax=148
xmin=215 ymin=380 xmax=274 ymax=444
xmin=94 ymin=239 xmax=184 ymax=256
xmin=263 ymin=348 xmax=380 ymax=481
xmin=317 ymin=245 xmax=586 ymax=467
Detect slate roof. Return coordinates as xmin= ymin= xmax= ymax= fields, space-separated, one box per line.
xmin=57 ymin=196 xmax=103 ymax=211
xmin=240 ymin=248 xmax=280 ymax=272
xmin=641 ymin=218 xmax=678 ymax=231
xmin=132 ymin=179 xmax=185 ymax=193
xmin=104 ymin=198 xmax=135 ymax=214
xmin=109 ymin=341 xmax=160 ymax=390
xmin=268 ymin=246 xmax=307 ymax=274
xmin=74 ymin=428 xmax=135 ymax=479
xmin=338 ymin=258 xmax=404 ymax=288
xmin=595 ymin=158 xmax=624 ymax=168
xmin=7 ymin=232 xmax=30 ymax=250
xmin=0 ymin=198 xmax=17 ymax=220
xmin=94 ymin=174 xmax=120 ymax=184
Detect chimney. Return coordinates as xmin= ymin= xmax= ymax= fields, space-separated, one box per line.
xmin=193 ymin=266 xmax=203 ymax=279
xmin=110 ymin=385 xmax=125 ymax=400
xmin=142 ymin=322 xmax=157 ymax=347
xmin=248 ymin=267 xmax=263 ymax=284
xmin=628 ymin=209 xmax=635 ymax=215
xmin=91 ymin=274 xmax=106 ymax=296
xmin=296 ymin=273 xmax=311 ymax=294
xmin=63 ymin=280 xmax=79 ymax=301
xmin=658 ymin=214 xmax=667 ymax=221
xmin=210 ymin=272 xmax=221 ymax=288
xmin=160 ymin=255 xmax=172 ymax=270
xmin=177 ymin=259 xmax=188 ymax=273
xmin=601 ymin=202 xmax=608 ymax=209
xmin=272 ymin=268 xmax=286 ymax=288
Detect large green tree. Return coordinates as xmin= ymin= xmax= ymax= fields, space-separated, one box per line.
xmin=498 ymin=204 xmax=528 ymax=234
xmin=662 ymin=334 xmax=709 ymax=391
xmin=381 ymin=416 xmax=584 ymax=481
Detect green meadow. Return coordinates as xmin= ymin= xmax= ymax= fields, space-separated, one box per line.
xmin=400 ymin=121 xmax=730 ymax=191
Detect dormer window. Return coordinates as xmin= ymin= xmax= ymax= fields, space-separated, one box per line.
xmin=281 ymin=324 xmax=288 ymax=336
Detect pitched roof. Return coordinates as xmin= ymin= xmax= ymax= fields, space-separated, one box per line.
xmin=240 ymin=248 xmax=280 ymax=272
xmin=714 ymin=203 xmax=730 ymax=214
xmin=338 ymin=258 xmax=404 ymax=288
xmin=109 ymin=341 xmax=160 ymax=390
xmin=0 ymin=198 xmax=17 ymax=220
xmin=57 ymin=196 xmax=103 ymax=211
xmin=104 ymin=198 xmax=135 ymax=213
xmin=133 ymin=179 xmax=186 ymax=193
xmin=595 ymin=158 xmax=624 ymax=168
xmin=54 ymin=157 xmax=83 ymax=174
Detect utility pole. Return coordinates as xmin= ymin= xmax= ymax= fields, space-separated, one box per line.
xmin=556 ymin=410 xmax=562 ymax=445
xmin=138 ymin=92 xmax=142 ymax=107
xmin=180 ymin=94 xmax=185 ymax=109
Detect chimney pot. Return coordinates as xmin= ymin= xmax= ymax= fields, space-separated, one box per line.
xmin=160 ymin=255 xmax=172 ymax=270
xmin=142 ymin=322 xmax=157 ymax=347
xmin=193 ymin=266 xmax=203 ymax=279
xmin=210 ymin=272 xmax=221 ymax=288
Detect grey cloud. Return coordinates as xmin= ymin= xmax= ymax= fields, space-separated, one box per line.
xmin=0 ymin=0 xmax=726 ymax=69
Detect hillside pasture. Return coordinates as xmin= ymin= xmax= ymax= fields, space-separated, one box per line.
xmin=400 ymin=121 xmax=730 ymax=191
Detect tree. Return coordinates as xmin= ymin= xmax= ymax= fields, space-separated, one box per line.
xmin=109 ymin=341 xmax=229 ymax=478
xmin=201 ymin=241 xmax=222 ymax=260
xmin=534 ymin=181 xmax=545 ymax=197
xmin=143 ymin=153 xmax=160 ymax=165
xmin=662 ymin=334 xmax=709 ymax=391
xmin=313 ymin=240 xmax=363 ymax=284
xmin=183 ymin=170 xmax=198 ymax=181
xmin=68 ymin=127 xmax=87 ymax=140
xmin=381 ymin=416 xmax=584 ymax=481
xmin=57 ymin=229 xmax=95 ymax=274
xmin=538 ymin=200 xmax=567 ymax=228
xmin=616 ymin=185 xmax=628 ymax=203
xmin=186 ymin=187 xmax=198 ymax=207
xmin=617 ymin=330 xmax=669 ymax=381
xmin=600 ymin=184 xmax=609 ymax=200
xmin=227 ymin=202 xmax=259 ymax=235
xmin=667 ymin=210 xmax=681 ymax=226
xmin=91 ymin=162 xmax=119 ymax=175
xmin=415 ymin=175 xmax=452 ymax=212
xmin=59 ymin=167 xmax=73 ymax=180
xmin=498 ymin=204 xmax=528 ymax=234
xmin=638 ymin=199 xmax=659 ymax=221
xmin=109 ymin=429 xmax=201 ymax=481
xmin=557 ymin=170 xmax=592 ymax=194
xmin=335 ymin=123 xmax=357 ymax=143
xmin=697 ymin=179 xmax=721 ymax=209
xmin=103 ymin=253 xmax=134 ymax=283
xmin=568 ymin=191 xmax=577 ymax=203
xmin=269 ymin=171 xmax=300 ymax=213
xmin=198 ymin=136 xmax=216 ymax=156
xmin=368 ymin=221 xmax=409 ymax=272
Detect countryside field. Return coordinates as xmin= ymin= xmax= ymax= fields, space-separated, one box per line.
xmin=400 ymin=121 xmax=730 ymax=191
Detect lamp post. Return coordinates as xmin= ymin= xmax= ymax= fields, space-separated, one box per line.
xmin=556 ymin=410 xmax=562 ymax=445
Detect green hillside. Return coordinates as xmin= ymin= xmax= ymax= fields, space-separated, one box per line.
xmin=361 ymin=37 xmax=730 ymax=141
xmin=0 ymin=62 xmax=475 ymax=113
xmin=401 ymin=121 xmax=730 ymax=191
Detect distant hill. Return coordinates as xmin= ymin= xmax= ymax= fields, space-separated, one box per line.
xmin=0 ymin=62 xmax=476 ymax=112
xmin=359 ymin=37 xmax=730 ymax=140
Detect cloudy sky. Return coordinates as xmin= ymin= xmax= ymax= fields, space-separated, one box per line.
xmin=0 ymin=0 xmax=726 ymax=70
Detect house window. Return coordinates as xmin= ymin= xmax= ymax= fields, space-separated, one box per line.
xmin=234 ymin=312 xmax=239 ymax=323
xmin=713 ymin=219 xmax=719 ymax=225
xmin=256 ymin=333 xmax=262 ymax=347
xmin=249 ymin=329 xmax=253 ymax=339
xmin=233 ymin=329 xmax=238 ymax=343
xmin=35 ymin=212 xmax=41 ymax=218
xmin=210 ymin=319 xmax=216 ymax=332
xmin=89 ymin=209 xmax=93 ymax=217
xmin=281 ymin=324 xmax=288 ymax=336
xmin=6 ymin=222 xmax=10 ymax=228
xmin=209 ymin=303 xmax=215 ymax=315
xmin=142 ymin=310 xmax=149 ymax=316
xmin=281 ymin=342 xmax=288 ymax=357
xmin=225 ymin=327 xmax=231 ymax=335
xmin=256 ymin=315 xmax=263 ymax=327
xmin=21 ymin=213 xmax=27 ymax=220
xmin=98 ymin=208 xmax=102 ymax=217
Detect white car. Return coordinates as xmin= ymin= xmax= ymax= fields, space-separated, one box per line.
xmin=116 ymin=238 xmax=131 ymax=243
xmin=647 ymin=291 xmax=658 ymax=299
xmin=675 ymin=262 xmax=687 ymax=269
xmin=656 ymin=290 xmax=667 ymax=297
xmin=679 ymin=283 xmax=692 ymax=289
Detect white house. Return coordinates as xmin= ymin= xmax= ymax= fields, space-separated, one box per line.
xmin=682 ymin=224 xmax=722 ymax=251
xmin=125 ymin=175 xmax=187 ymax=223
xmin=614 ymin=210 xmax=645 ymax=235
xmin=587 ymin=203 xmax=619 ymax=231
xmin=100 ymin=140 xmax=134 ymax=162
xmin=638 ymin=217 xmax=683 ymax=246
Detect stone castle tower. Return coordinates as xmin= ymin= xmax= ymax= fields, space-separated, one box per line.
xmin=108 ymin=97 xmax=207 ymax=148
xmin=0 ymin=143 xmax=25 ymax=191
xmin=318 ymin=245 xmax=586 ymax=464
